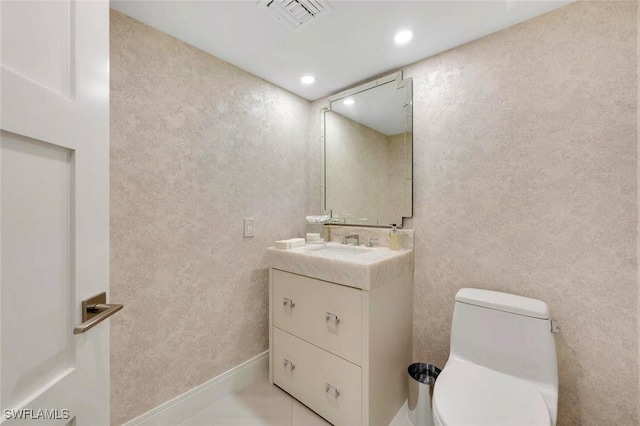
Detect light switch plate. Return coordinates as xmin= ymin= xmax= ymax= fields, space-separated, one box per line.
xmin=244 ymin=218 xmax=254 ymax=238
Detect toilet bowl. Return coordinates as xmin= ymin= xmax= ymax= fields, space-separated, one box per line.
xmin=433 ymin=288 xmax=559 ymax=426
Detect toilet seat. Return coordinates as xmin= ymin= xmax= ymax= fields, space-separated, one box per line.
xmin=433 ymin=360 xmax=551 ymax=426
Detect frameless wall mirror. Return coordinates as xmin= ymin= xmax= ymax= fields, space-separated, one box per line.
xmin=323 ymin=71 xmax=412 ymax=227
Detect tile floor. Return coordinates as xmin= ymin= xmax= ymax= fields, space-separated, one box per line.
xmin=178 ymin=375 xmax=412 ymax=426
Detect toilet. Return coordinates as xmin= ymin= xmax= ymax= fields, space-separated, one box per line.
xmin=432 ymin=288 xmax=559 ymax=426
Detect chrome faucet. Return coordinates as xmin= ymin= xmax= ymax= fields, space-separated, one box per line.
xmin=365 ymin=238 xmax=378 ymax=247
xmin=342 ymin=234 xmax=360 ymax=246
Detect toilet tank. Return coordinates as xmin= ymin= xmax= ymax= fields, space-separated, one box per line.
xmin=449 ymin=288 xmax=558 ymax=388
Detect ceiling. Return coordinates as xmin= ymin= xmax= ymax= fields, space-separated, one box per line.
xmin=110 ymin=0 xmax=572 ymax=101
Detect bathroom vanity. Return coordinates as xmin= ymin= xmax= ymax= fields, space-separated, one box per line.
xmin=268 ymin=240 xmax=413 ymax=426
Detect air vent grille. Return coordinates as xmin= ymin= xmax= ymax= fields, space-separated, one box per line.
xmin=259 ymin=0 xmax=331 ymax=30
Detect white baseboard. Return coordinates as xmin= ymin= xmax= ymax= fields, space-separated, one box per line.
xmin=122 ymin=350 xmax=269 ymax=426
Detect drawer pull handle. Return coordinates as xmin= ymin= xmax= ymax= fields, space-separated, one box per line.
xmin=325 ymin=383 xmax=340 ymax=400
xmin=283 ymin=298 xmax=296 ymax=309
xmin=283 ymin=359 xmax=295 ymax=371
xmin=325 ymin=312 xmax=340 ymax=326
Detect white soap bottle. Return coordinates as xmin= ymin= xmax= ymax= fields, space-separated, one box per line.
xmin=389 ymin=223 xmax=401 ymax=250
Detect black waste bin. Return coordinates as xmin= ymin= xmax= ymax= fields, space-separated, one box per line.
xmin=407 ymin=363 xmax=441 ymax=426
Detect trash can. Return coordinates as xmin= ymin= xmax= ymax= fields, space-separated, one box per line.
xmin=407 ymin=363 xmax=441 ymax=426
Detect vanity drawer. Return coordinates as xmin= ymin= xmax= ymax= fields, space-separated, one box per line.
xmin=273 ymin=327 xmax=362 ymax=426
xmin=272 ymin=269 xmax=362 ymax=365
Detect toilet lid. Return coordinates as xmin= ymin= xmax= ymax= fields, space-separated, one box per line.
xmin=433 ymin=360 xmax=551 ymax=426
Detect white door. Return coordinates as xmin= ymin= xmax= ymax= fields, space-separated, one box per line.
xmin=0 ymin=0 xmax=111 ymax=424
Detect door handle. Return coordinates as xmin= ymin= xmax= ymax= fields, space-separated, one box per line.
xmin=73 ymin=292 xmax=123 ymax=335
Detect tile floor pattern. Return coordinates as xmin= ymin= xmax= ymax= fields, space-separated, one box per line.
xmin=179 ymin=375 xmax=412 ymax=426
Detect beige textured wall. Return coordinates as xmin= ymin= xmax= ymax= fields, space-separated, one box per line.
xmin=110 ymin=10 xmax=311 ymax=424
xmin=403 ymin=2 xmax=637 ymax=425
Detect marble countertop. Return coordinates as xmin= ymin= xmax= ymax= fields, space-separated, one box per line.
xmin=267 ymin=242 xmax=413 ymax=291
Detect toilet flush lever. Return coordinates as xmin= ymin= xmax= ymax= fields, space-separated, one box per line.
xmin=550 ymin=319 xmax=560 ymax=334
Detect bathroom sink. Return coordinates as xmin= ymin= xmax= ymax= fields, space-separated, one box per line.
xmin=303 ymin=243 xmax=372 ymax=259
xmin=267 ymin=242 xmax=413 ymax=291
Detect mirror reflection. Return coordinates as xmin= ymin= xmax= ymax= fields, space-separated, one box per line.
xmin=323 ymin=72 xmax=412 ymax=227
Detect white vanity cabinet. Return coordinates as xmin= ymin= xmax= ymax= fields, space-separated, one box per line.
xmin=268 ymin=247 xmax=413 ymax=426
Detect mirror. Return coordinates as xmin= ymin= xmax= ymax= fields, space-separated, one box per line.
xmin=323 ymin=71 xmax=412 ymax=227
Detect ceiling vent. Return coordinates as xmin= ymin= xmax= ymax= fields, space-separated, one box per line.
xmin=258 ymin=0 xmax=331 ymax=31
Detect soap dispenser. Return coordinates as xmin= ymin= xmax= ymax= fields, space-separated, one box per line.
xmin=389 ymin=224 xmax=401 ymax=251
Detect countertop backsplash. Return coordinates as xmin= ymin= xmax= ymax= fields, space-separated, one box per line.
xmin=324 ymin=225 xmax=414 ymax=250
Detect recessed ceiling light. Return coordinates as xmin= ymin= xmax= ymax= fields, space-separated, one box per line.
xmin=343 ymin=99 xmax=355 ymax=105
xmin=301 ymin=75 xmax=315 ymax=84
xmin=394 ymin=29 xmax=413 ymax=45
